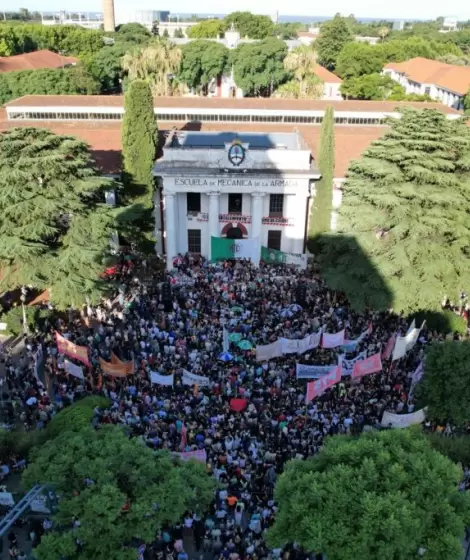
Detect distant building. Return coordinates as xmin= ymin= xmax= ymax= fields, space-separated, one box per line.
xmin=0 ymin=50 xmax=77 ymax=73
xmin=383 ymin=57 xmax=470 ymax=110
xmin=134 ymin=10 xmax=169 ymax=26
xmin=355 ymin=36 xmax=380 ymax=45
xmin=41 ymin=12 xmax=103 ymax=29
xmin=441 ymin=16 xmax=459 ymax=32
xmin=297 ymin=28 xmax=379 ymax=46
xmin=392 ymin=20 xmax=405 ymax=31
xmin=103 ymin=0 xmax=115 ymax=32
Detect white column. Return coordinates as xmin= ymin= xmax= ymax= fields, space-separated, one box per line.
xmin=251 ymin=193 xmax=265 ymax=240
xmin=164 ymin=193 xmax=177 ymax=270
xmin=208 ymin=192 xmax=220 ymax=260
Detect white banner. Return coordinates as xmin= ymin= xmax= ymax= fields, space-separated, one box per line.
xmin=392 ymin=321 xmax=423 ymax=361
xmin=172 ymin=449 xmax=207 ymax=463
xmin=223 ymin=328 xmax=229 ymax=352
xmin=182 ymin=370 xmax=210 ymax=387
xmin=381 ymin=408 xmax=427 ymax=428
xmin=296 ymin=363 xmax=336 ymax=379
xmin=0 ymin=492 xmax=15 ymax=506
xmin=297 ymin=331 xmax=322 ymax=354
xmin=322 ymin=329 xmax=345 ymax=349
xmin=64 ymin=360 xmax=84 ymax=380
xmin=256 ymin=340 xmax=283 ymax=362
xmin=279 ymin=338 xmax=299 ymax=354
xmin=150 ymin=372 xmax=174 ymax=386
xmin=231 ymin=238 xmax=260 ymax=263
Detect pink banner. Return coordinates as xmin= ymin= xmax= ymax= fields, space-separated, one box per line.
xmin=351 ymin=352 xmax=383 ymax=379
xmin=172 ymin=449 xmax=207 ymax=464
xmin=321 ymin=329 xmax=345 ymax=349
xmin=306 ymin=365 xmax=342 ymax=403
xmin=55 ymin=332 xmax=90 ymax=367
xmin=382 ymin=333 xmax=396 ymax=360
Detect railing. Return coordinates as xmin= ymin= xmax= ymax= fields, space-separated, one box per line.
xmin=219 ymin=213 xmax=252 ymax=224
xmin=262 ymin=216 xmax=294 ymax=226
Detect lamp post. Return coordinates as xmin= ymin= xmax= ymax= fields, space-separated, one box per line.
xmin=20 ymin=286 xmax=28 ymax=335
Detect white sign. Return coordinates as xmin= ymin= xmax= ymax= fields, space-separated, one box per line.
xmin=174 ymin=178 xmax=299 ymax=189
xmin=64 ymin=360 xmax=84 ymax=380
xmin=0 ymin=491 xmax=15 ymax=506
xmin=30 ymin=495 xmax=51 ymax=514
xmin=182 ymin=370 xmax=210 ymax=387
xmin=381 ymin=408 xmax=427 ymax=428
xmin=150 ymin=372 xmax=174 ymax=386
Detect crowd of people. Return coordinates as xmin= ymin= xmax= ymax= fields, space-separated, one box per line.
xmin=0 ymin=255 xmax=454 ymax=560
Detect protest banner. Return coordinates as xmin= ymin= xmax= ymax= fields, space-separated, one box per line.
xmin=296 ymin=363 xmax=335 ymax=379
xmin=338 ymin=351 xmax=367 ymax=375
xmin=381 ymin=408 xmax=427 ymax=428
xmin=351 ymin=352 xmax=383 ymax=379
xmin=150 ymin=372 xmax=174 ymax=386
xmin=172 ymin=449 xmax=207 ymax=464
xmin=306 ymin=366 xmax=342 ymax=403
xmin=230 ymin=398 xmax=248 ymax=412
xmin=64 ymin=360 xmax=84 ymax=380
xmin=55 ymin=332 xmax=90 ymax=367
xmin=256 ymin=340 xmax=282 ymax=362
xmin=99 ymin=358 xmax=131 ymax=378
xmin=321 ymin=329 xmax=345 ymax=349
xmin=182 ymin=369 xmax=210 ymax=387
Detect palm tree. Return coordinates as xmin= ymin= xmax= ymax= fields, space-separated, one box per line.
xmin=280 ymin=45 xmax=323 ymax=99
xmin=122 ymin=38 xmax=182 ymax=96
xmin=378 ymin=26 xmax=390 ymax=42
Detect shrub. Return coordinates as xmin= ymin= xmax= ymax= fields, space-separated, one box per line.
xmin=409 ymin=309 xmax=467 ymax=335
xmin=428 ymin=433 xmax=470 ymax=466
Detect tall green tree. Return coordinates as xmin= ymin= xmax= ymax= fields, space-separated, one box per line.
xmin=23 ymin=426 xmax=215 ymax=560
xmin=179 ymin=40 xmax=229 ymax=92
xmin=0 ymin=128 xmax=117 ymax=309
xmin=121 ymin=79 xmax=158 ymax=252
xmin=417 ymin=341 xmax=470 ymax=426
xmin=224 ymin=11 xmax=274 ymax=39
xmin=316 ymin=15 xmax=354 ymax=70
xmin=336 ymin=42 xmax=386 ymax=79
xmin=267 ymin=430 xmax=470 ymax=560
xmin=340 ymin=73 xmax=401 ymax=100
xmin=231 ymin=38 xmax=289 ymax=97
xmin=307 ymin=107 xmax=335 ymax=252
xmin=318 ymin=109 xmax=470 ymax=312
xmin=187 ymin=19 xmax=225 ymax=39
xmin=84 ymin=43 xmax=136 ymax=93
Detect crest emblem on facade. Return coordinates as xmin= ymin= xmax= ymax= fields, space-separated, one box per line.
xmin=228 ymin=141 xmax=246 ymax=167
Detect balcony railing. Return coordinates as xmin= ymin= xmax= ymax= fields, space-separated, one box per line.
xmin=219 ymin=213 xmax=252 ymax=224
xmin=187 ymin=212 xmax=208 ymax=222
xmin=262 ymin=216 xmax=294 ymax=227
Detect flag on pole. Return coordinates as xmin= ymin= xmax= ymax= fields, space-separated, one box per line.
xmin=180 ymin=423 xmax=187 ymax=451
xmin=382 ymin=333 xmax=396 ymax=360
xmin=223 ymin=328 xmax=229 ymax=352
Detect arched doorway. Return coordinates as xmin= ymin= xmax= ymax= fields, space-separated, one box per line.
xmin=221 ymin=222 xmax=248 ymax=238
xmin=226 ymin=227 xmax=243 ymax=239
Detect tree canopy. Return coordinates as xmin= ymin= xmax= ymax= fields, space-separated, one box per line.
xmin=179 ymin=40 xmax=229 ymax=92
xmin=0 ymin=65 xmax=100 ymax=105
xmin=224 ymin=11 xmax=274 ymax=39
xmin=336 ymin=42 xmax=385 ymax=79
xmin=0 ymin=127 xmax=117 ymax=309
xmin=277 ymin=45 xmax=323 ymax=99
xmin=316 ymin=15 xmax=354 ymax=70
xmin=318 ymin=109 xmax=470 ymax=312
xmin=267 ymin=429 xmax=470 ymax=560
xmin=84 ymin=43 xmax=135 ymax=93
xmin=231 ymin=38 xmax=289 ymax=97
xmin=187 ymin=19 xmax=225 ymax=39
xmin=417 ymin=340 xmax=470 ymax=426
xmin=23 ymin=425 xmax=215 ymax=560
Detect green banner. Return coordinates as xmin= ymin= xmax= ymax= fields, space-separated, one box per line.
xmin=261 ymin=246 xmax=307 ymax=269
xmin=211 ymin=237 xmax=260 ymax=262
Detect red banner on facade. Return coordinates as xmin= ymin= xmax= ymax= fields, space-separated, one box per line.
xmin=351 ymin=352 xmax=383 ymax=379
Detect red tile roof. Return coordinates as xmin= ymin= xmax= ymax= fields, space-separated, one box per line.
xmin=0 ymin=50 xmax=78 ymax=73
xmin=314 ymin=65 xmax=342 ymax=84
xmin=4 ymin=94 xmax=461 ymax=113
xmin=384 ymin=57 xmax=470 ymax=96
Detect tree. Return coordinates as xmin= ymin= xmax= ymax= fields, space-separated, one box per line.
xmin=231 ymin=38 xmax=289 ymax=97
xmin=187 ymin=19 xmax=225 ymax=39
xmin=115 ymin=22 xmax=152 ymax=44
xmin=224 ymin=11 xmax=274 ymax=39
xmin=267 ymin=430 xmax=470 ymax=560
xmin=122 ymin=80 xmax=158 ymax=252
xmin=316 ymin=15 xmax=354 ymax=70
xmin=122 ymin=39 xmax=182 ymax=96
xmin=281 ymin=44 xmax=323 ymax=98
xmin=178 ymin=40 xmax=229 ymax=92
xmin=380 ymin=36 xmax=461 ymax=62
xmin=340 ymin=73 xmax=398 ymax=100
xmin=84 ymin=43 xmax=135 ymax=93
xmin=465 ymin=88 xmax=470 ymax=113
xmin=437 ymin=53 xmax=470 ymax=65
xmin=0 ymin=65 xmax=100 ymax=105
xmin=307 ymin=107 xmax=334 ymax=251
xmin=23 ymin=426 xmax=215 ymax=560
xmin=336 ymin=42 xmax=386 ymax=79
xmin=0 ymin=128 xmax=117 ymax=308
xmin=318 ymin=109 xmax=470 ymax=312
xmin=174 ymin=28 xmax=185 ymax=39
xmin=417 ymin=341 xmax=470 ymax=426
xmin=273 ymin=22 xmax=303 ymax=40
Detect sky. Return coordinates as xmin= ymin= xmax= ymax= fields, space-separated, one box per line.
xmin=6 ymin=0 xmax=470 ymax=21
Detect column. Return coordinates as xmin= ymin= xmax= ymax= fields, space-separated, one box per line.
xmin=164 ymin=193 xmax=177 ymax=270
xmin=251 ymin=193 xmax=265 ymax=240
xmin=208 ymin=192 xmax=220 ymax=260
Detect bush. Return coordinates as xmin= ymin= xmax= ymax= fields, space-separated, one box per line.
xmin=428 ymin=433 xmax=470 ymax=466
xmin=3 ymin=305 xmax=54 ymax=336
xmin=0 ymin=429 xmax=42 ymax=463
xmin=44 ymin=396 xmax=110 ymax=441
xmin=409 ymin=309 xmax=467 ymax=335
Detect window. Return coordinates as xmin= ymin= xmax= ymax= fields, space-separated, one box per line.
xmin=187 ymin=229 xmax=201 ymax=253
xmin=267 ymin=230 xmax=282 ymax=251
xmin=228 ymin=193 xmax=243 ymax=213
xmin=424 ymin=86 xmax=431 ymax=96
xmin=269 ymin=194 xmax=284 ymax=216
xmin=187 ymin=192 xmax=201 ymax=213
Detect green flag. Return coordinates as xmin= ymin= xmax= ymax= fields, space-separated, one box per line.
xmin=261 ymin=246 xmax=307 ymax=269
xmin=211 ymin=237 xmax=260 ymax=262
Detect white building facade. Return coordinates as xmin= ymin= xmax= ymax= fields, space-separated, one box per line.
xmin=153 ymin=131 xmax=320 ymax=269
